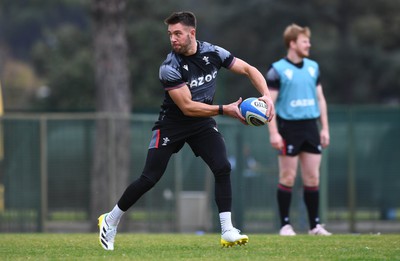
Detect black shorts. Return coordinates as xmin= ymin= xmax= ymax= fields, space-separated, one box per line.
xmin=149 ymin=118 xmax=219 ymax=154
xmin=277 ymin=116 xmax=322 ymax=156
xmin=142 ymin=118 xmax=231 ymax=183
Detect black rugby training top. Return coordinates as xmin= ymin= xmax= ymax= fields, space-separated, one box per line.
xmin=155 ymin=41 xmax=235 ymax=127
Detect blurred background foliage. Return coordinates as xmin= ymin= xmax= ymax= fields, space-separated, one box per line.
xmin=0 ymin=0 xmax=399 ymax=112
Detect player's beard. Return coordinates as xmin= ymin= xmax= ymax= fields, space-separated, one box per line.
xmin=296 ymin=48 xmax=309 ymax=58
xmin=172 ymin=35 xmax=192 ymax=55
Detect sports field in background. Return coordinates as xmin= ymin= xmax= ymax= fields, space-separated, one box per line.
xmin=1 ymin=233 xmax=399 ymax=260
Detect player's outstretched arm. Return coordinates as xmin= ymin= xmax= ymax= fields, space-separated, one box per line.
xmin=229 ymin=58 xmax=275 ymax=122
xmin=168 ymin=85 xmax=245 ymax=122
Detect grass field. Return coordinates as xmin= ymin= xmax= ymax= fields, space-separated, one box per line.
xmin=1 ymin=233 xmax=399 ymax=260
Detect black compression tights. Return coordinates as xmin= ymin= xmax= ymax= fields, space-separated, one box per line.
xmin=117 ymin=175 xmax=156 ymax=211
xmin=117 ymin=129 xmax=232 ymax=213
xmin=118 ymin=171 xmax=232 ymax=213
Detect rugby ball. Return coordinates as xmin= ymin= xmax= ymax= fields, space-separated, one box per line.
xmin=239 ymin=97 xmax=268 ymax=126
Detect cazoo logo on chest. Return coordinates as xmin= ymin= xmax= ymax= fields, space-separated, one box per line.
xmin=189 ymin=70 xmax=218 ymax=88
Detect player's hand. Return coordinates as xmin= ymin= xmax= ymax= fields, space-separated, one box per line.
xmin=320 ymin=128 xmax=330 ymax=148
xmin=269 ymin=132 xmax=284 ymax=150
xmin=223 ymin=97 xmax=247 ymax=124
xmin=258 ymin=95 xmax=275 ymax=122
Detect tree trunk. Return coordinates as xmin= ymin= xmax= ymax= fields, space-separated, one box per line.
xmin=90 ymin=0 xmax=131 ymax=231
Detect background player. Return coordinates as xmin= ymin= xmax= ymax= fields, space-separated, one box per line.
xmin=265 ymin=24 xmax=331 ymax=236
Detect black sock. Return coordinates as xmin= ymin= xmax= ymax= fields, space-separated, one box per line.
xmin=277 ymin=184 xmax=292 ymax=227
xmin=303 ymin=186 xmax=320 ymax=229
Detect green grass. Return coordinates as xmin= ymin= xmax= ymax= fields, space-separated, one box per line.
xmin=0 ymin=233 xmax=399 ymax=260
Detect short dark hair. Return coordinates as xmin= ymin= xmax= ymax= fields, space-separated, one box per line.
xmin=164 ymin=11 xmax=196 ymax=28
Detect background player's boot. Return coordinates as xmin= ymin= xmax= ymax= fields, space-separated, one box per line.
xmin=279 ymin=224 xmax=297 ymax=236
xmin=308 ymin=224 xmax=332 ymax=236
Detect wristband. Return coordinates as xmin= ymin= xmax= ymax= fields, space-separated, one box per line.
xmin=218 ymin=105 xmax=224 ymax=115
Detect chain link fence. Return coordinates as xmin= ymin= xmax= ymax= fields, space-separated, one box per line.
xmin=0 ymin=106 xmax=399 ymax=234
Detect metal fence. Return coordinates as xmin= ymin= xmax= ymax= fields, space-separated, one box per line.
xmin=0 ymin=106 xmax=399 ymax=234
